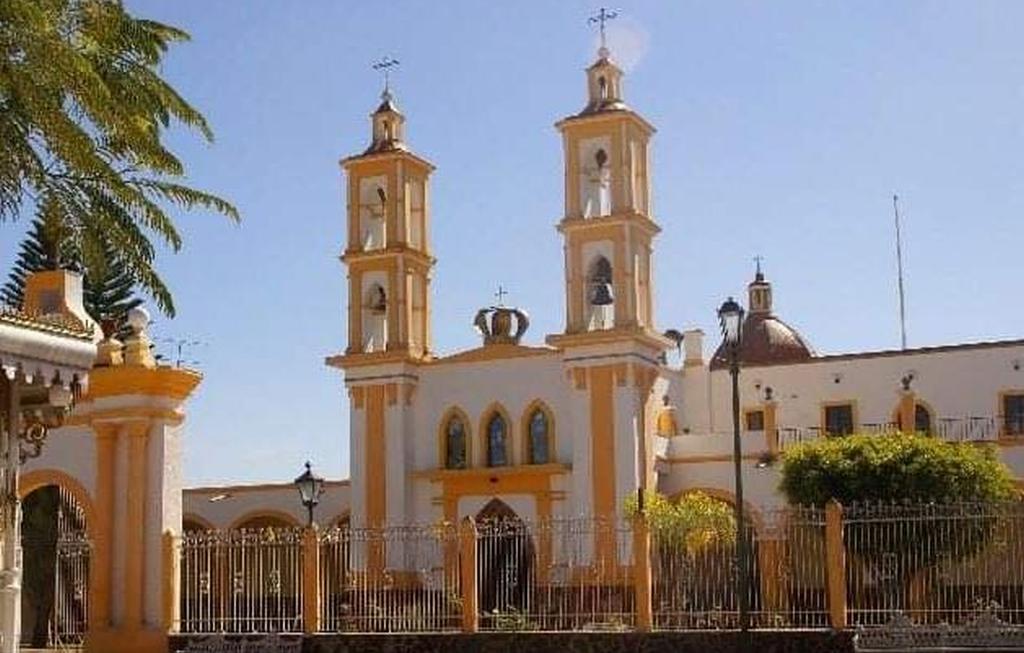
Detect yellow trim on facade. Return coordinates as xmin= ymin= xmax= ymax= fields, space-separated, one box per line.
xmin=124 ymin=422 xmax=148 ymax=629
xmin=365 ymin=384 xmax=387 ymax=575
xmin=589 ymin=365 xmax=616 ymax=561
xmin=661 ymin=453 xmax=766 ymax=465
xmin=19 ymin=468 xmax=97 ymax=536
xmin=430 ymin=343 xmax=557 ymax=366
xmin=85 ymin=365 xmax=202 ymax=401
xmin=90 ymin=424 xmax=116 ymax=630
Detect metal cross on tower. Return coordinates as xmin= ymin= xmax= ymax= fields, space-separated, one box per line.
xmin=494 ymin=285 xmax=509 ymax=307
xmin=372 ymin=56 xmax=400 ymax=97
xmin=588 ymin=8 xmax=619 ymax=53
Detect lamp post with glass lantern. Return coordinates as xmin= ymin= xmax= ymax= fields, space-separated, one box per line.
xmin=718 ymin=296 xmax=750 ymax=632
xmin=294 ymin=461 xmax=325 ymax=528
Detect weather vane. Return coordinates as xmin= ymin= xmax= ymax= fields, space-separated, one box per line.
xmin=588 ymin=8 xmax=618 ymax=54
xmin=372 ymin=56 xmax=400 ymax=98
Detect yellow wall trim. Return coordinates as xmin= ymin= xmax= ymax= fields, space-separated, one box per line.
xmin=19 ymin=469 xmax=97 ymax=536
xmin=85 ymin=365 xmax=201 ymax=401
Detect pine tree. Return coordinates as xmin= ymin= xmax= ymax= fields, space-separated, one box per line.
xmin=2 ymin=217 xmax=142 ymax=335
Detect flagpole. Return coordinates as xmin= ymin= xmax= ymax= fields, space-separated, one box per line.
xmin=893 ymin=194 xmax=907 ymax=350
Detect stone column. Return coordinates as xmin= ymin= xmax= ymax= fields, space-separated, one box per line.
xmin=75 ymin=309 xmax=201 ymax=653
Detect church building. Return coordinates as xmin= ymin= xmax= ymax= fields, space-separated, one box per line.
xmin=183 ymin=38 xmax=1024 ymax=536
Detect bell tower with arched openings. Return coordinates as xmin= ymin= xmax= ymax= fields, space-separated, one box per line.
xmin=547 ymin=29 xmax=673 ymax=560
xmin=329 ymin=74 xmax=435 ymax=576
xmin=548 ymin=44 xmax=661 ymax=342
xmin=339 ymin=83 xmax=434 ymax=362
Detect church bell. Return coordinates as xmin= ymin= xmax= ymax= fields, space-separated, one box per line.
xmin=590 ymin=281 xmax=615 ymax=306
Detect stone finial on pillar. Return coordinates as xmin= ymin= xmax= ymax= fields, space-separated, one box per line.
xmin=123 ymin=307 xmax=155 ymax=368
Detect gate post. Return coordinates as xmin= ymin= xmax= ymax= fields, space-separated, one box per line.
xmin=162 ymin=531 xmax=180 ymax=633
xmin=824 ymin=500 xmax=847 ymax=629
xmin=302 ymin=526 xmax=320 ymax=634
xmin=72 ymin=311 xmax=202 ymax=653
xmin=633 ymin=516 xmax=653 ymax=632
xmin=459 ymin=517 xmax=478 ymax=633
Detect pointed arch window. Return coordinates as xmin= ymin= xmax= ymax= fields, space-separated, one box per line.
xmin=444 ymin=415 xmax=468 ymax=470
xmin=486 ymin=413 xmax=509 ymax=467
xmin=528 ymin=409 xmax=550 ymax=465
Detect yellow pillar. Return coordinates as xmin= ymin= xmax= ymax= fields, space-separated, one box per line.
xmin=162 ymin=532 xmax=180 ymax=633
xmin=899 ymin=389 xmax=916 ymax=434
xmin=459 ymin=517 xmax=478 ymax=633
xmin=764 ymin=399 xmax=779 ymax=456
xmin=302 ymin=527 xmax=321 ymax=634
xmin=633 ymin=516 xmax=653 ymax=632
xmin=824 ymin=500 xmax=847 ymax=630
xmin=74 ymin=312 xmax=201 ymax=653
xmin=758 ymin=538 xmax=787 ymax=616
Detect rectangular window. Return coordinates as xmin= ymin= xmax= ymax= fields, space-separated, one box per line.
xmin=824 ymin=404 xmax=855 ymax=436
xmin=745 ymin=410 xmax=765 ymax=432
xmin=1004 ymin=393 xmax=1024 ymax=436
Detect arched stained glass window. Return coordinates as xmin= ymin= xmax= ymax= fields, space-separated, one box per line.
xmin=528 ymin=409 xmax=549 ymax=464
xmin=445 ymin=416 xmax=467 ymax=470
xmin=486 ymin=414 xmax=508 ymax=467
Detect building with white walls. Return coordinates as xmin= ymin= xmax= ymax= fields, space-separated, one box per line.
xmin=175 ymin=41 xmax=1024 ymax=542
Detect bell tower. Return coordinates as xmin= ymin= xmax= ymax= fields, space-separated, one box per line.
xmin=548 ymin=40 xmax=664 ymax=345
xmin=548 ymin=24 xmax=672 ymax=564
xmin=339 ymin=82 xmax=434 ymax=361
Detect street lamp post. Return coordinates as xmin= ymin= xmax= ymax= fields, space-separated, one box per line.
xmin=294 ymin=461 xmax=325 ymax=528
xmin=718 ymin=296 xmax=750 ymax=632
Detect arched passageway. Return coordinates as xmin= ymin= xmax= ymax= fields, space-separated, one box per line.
xmin=20 ymin=483 xmax=90 ymax=648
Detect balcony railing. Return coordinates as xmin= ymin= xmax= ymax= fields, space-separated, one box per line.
xmin=778 ymin=416 xmax=1024 ymax=450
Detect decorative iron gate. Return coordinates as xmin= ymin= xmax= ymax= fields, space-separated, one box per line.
xmin=21 ymin=483 xmax=90 ymax=647
xmin=52 ymin=531 xmax=90 ymax=646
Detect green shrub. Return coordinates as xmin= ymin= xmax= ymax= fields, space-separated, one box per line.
xmin=779 ymin=432 xmax=1016 ymax=507
xmin=626 ymin=490 xmax=736 ymax=553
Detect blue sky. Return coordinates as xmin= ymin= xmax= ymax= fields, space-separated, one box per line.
xmin=3 ymin=2 xmax=1023 ymax=487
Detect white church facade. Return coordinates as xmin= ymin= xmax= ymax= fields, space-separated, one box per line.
xmin=8 ymin=41 xmax=1024 ymax=649
xmin=174 ymin=45 xmax=1024 ymax=535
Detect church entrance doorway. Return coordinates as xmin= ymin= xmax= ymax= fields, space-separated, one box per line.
xmin=20 ymin=484 xmax=90 ymax=648
xmin=475 ymin=499 xmax=534 ymax=625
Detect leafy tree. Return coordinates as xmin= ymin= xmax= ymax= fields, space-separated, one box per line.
xmin=0 ymin=0 xmax=239 ymax=316
xmin=779 ymin=433 xmax=1016 ymax=507
xmin=780 ymin=433 xmax=1019 ymax=611
xmin=626 ymin=490 xmax=736 ymax=551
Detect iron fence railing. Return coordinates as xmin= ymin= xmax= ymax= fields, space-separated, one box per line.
xmin=844 ymin=502 xmax=1024 ymax=627
xmin=475 ymin=518 xmax=636 ymax=632
xmin=652 ymin=506 xmax=829 ymax=630
xmin=175 ymin=502 xmax=1024 ymax=636
xmin=179 ymin=528 xmax=304 ymax=634
xmin=318 ymin=523 xmax=461 ymax=633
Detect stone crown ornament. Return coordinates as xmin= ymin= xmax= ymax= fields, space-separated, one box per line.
xmin=473 ymin=306 xmax=530 ymax=346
